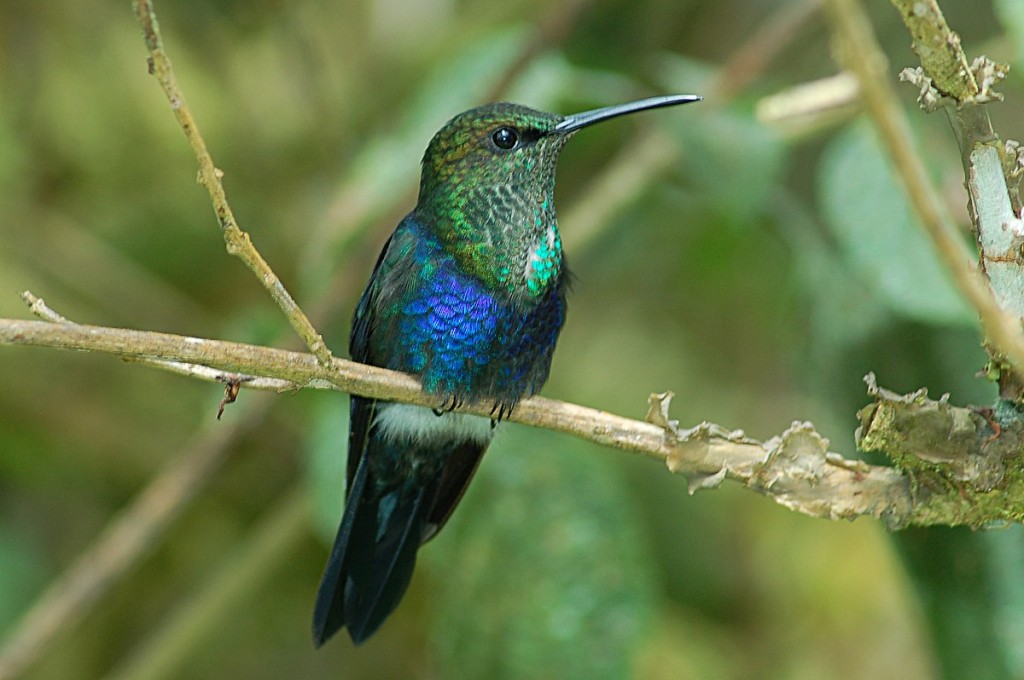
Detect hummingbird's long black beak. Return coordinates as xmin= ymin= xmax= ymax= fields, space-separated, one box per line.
xmin=554 ymin=94 xmax=702 ymax=134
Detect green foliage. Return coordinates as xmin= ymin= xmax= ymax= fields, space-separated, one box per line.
xmin=995 ymin=0 xmax=1024 ymax=71
xmin=2 ymin=1 xmax=1023 ymax=679
xmin=819 ymin=121 xmax=974 ymax=326
xmin=0 ymin=530 xmax=46 ymax=634
xmin=895 ymin=528 xmax=1022 ymax=680
xmin=425 ymin=429 xmax=656 ymax=680
xmin=681 ymin=116 xmax=787 ymax=229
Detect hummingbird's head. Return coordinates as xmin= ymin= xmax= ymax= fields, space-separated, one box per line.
xmin=416 ymin=102 xmax=572 ymax=298
xmin=415 ymin=95 xmax=701 ymax=298
xmin=418 ymin=102 xmax=568 ymax=208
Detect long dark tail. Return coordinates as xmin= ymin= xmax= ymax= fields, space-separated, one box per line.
xmin=312 ymin=452 xmax=434 ymax=645
xmin=312 ymin=398 xmax=487 ymax=646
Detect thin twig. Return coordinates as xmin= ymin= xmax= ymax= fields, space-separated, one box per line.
xmin=132 ymin=0 xmax=331 ymax=366
xmin=21 ymin=291 xmax=68 ymax=323
xmin=21 ymin=291 xmax=287 ymax=392
xmin=755 ymin=72 xmax=860 ymax=130
xmin=0 ymin=317 xmax=668 ymax=452
xmin=823 ymin=0 xmax=1024 ymax=379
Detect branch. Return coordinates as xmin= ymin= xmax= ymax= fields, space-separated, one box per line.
xmin=889 ymin=0 xmax=1024 ymax=399
xmin=755 ymin=72 xmax=860 ymax=131
xmin=132 ymin=0 xmax=331 ymax=366
xmin=823 ymin=0 xmax=1024 ymax=390
xmin=889 ymin=0 xmax=977 ymax=101
xmin=7 ymin=315 xmax=1024 ymax=527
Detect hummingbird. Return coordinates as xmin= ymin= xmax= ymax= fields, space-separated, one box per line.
xmin=312 ymin=93 xmax=702 ymax=646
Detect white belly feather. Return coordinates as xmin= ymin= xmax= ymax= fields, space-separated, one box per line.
xmin=374 ymin=403 xmax=494 ymax=446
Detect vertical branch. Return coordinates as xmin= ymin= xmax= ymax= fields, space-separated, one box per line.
xmin=889 ymin=0 xmax=978 ymax=100
xmin=823 ymin=0 xmax=1024 ymax=387
xmin=888 ymin=0 xmax=1024 ymax=398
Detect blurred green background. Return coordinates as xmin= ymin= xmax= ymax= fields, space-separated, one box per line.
xmin=2 ymin=0 xmax=1023 ymax=678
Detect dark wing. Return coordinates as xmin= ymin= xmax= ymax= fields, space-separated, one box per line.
xmin=348 ymin=232 xmax=393 ymax=362
xmin=345 ymin=228 xmax=399 ymax=487
xmin=422 ymin=439 xmax=486 ymax=542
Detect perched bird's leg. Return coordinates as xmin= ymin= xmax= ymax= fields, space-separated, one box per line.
xmin=432 ymin=393 xmax=463 ymax=416
xmin=489 ymin=400 xmax=516 ymax=423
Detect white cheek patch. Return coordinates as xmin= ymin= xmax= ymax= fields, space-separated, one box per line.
xmin=524 ymin=248 xmax=540 ymax=280
xmin=523 ymin=225 xmax=560 ymax=283
xmin=374 ymin=403 xmax=494 ymax=446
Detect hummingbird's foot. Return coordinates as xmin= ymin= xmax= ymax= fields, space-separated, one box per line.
xmin=432 ymin=393 xmax=465 ymax=416
xmin=489 ymin=400 xmax=517 ymax=423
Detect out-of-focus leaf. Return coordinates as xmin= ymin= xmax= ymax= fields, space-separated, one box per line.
xmin=819 ymin=121 xmax=974 ymax=326
xmin=673 ymin=109 xmax=786 ymax=228
xmin=506 ymin=56 xmax=635 ymax=112
xmin=772 ymin=191 xmax=890 ymax=359
xmin=426 ymin=428 xmax=656 ymax=680
xmin=995 ymin=0 xmax=1024 ymax=70
xmin=893 ymin=527 xmax=1019 ymax=680
xmin=304 ymin=396 xmax=349 ymax=544
xmin=657 ymin=56 xmax=786 ymax=228
xmin=0 ymin=529 xmax=46 ymax=633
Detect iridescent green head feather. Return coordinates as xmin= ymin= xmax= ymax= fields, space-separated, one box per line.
xmin=414 ymin=95 xmax=702 ymax=300
xmin=416 ymin=103 xmax=568 ymax=300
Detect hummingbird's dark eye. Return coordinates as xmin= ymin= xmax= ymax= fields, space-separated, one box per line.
xmin=491 ymin=126 xmax=519 ymax=150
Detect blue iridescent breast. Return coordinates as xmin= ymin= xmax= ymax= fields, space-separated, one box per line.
xmin=367 ymin=215 xmax=566 ymax=406
xmin=397 ymin=261 xmax=502 ymax=396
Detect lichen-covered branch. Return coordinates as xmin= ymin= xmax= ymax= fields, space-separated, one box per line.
xmin=824 ymin=0 xmax=1024 ymax=399
xmin=889 ymin=0 xmax=977 ymax=101
xmin=815 ymin=0 xmax=1024 ymax=528
xmin=883 ymin=0 xmax=1024 ymax=402
xmin=5 ymin=314 xmax=1023 ymax=528
xmin=858 ymin=375 xmax=1024 ymax=526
